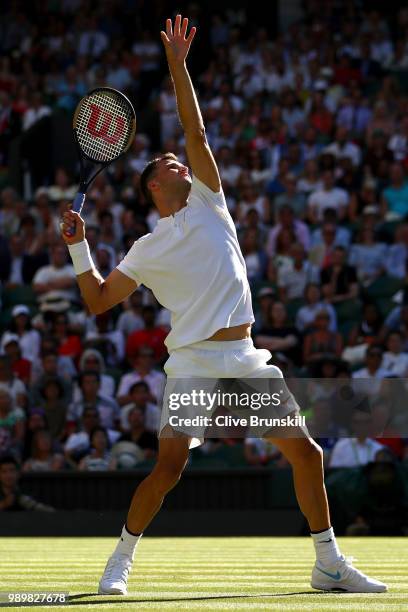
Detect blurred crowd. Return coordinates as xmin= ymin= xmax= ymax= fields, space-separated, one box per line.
xmin=1 ymin=1 xmax=408 ymax=488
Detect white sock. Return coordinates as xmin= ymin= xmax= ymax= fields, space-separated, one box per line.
xmin=113 ymin=525 xmax=142 ymax=561
xmin=311 ymin=527 xmax=342 ymax=567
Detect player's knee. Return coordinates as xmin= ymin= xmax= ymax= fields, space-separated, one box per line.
xmin=291 ymin=438 xmax=323 ymax=468
xmin=153 ymin=459 xmax=187 ymax=494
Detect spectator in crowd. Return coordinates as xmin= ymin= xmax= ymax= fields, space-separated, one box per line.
xmin=68 ymin=371 xmax=120 ymax=430
xmin=385 ymin=223 xmax=408 ymax=279
xmin=33 ymin=243 xmax=77 ymax=306
xmin=75 ymin=349 xmax=115 ymax=400
xmin=244 ymin=438 xmax=287 ymax=468
xmin=116 ymin=290 xmax=144 ymax=336
xmin=255 ymin=301 xmax=300 ymax=365
xmin=296 ymin=284 xmax=337 ymax=334
xmin=117 ymin=345 xmax=165 ymax=407
xmin=119 ymin=381 xmax=160 ymax=434
xmin=1 ymin=305 xmax=41 ymax=362
xmin=321 ymin=246 xmax=359 ymax=305
xmin=349 ymin=227 xmax=387 ymax=286
xmin=343 ymin=302 xmax=383 ymax=365
xmin=329 ymin=412 xmax=385 ymax=468
xmin=79 ymin=427 xmax=115 ymax=471
xmin=352 ymin=346 xmax=388 ymax=381
xmin=85 ymin=311 xmax=125 ymax=366
xmin=125 ymin=306 xmax=168 ymax=363
xmin=381 ymin=162 xmax=408 ymax=219
xmin=64 ymin=407 xmax=120 ymax=465
xmin=0 ymin=388 xmax=25 ymax=460
xmin=0 ymin=356 xmax=26 ymax=407
xmin=0 ymin=456 xmax=54 ymax=511
xmin=51 ymin=312 xmax=82 ymax=363
xmin=382 ymin=332 xmax=408 ymax=377
xmin=303 ymin=310 xmax=343 ymax=364
xmin=22 ymin=429 xmax=64 ymax=472
xmin=117 ymin=406 xmax=158 ymax=458
xmin=308 ymin=169 xmax=349 ymax=224
xmin=1 ymin=334 xmax=31 ymax=385
xmin=277 ymin=242 xmax=319 ymax=301
xmin=37 ymin=377 xmax=67 ymax=440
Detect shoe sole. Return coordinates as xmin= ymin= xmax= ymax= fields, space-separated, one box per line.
xmin=98 ymin=585 xmax=127 ymax=595
xmin=311 ymin=581 xmax=387 ymax=593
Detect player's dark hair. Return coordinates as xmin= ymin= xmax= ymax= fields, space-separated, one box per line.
xmin=140 ymin=152 xmax=178 ymax=206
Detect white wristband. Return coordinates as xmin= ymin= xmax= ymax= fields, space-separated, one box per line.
xmin=67 ymin=240 xmax=95 ymax=275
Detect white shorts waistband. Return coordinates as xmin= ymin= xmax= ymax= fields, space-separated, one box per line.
xmin=185 ymin=337 xmax=254 ymax=351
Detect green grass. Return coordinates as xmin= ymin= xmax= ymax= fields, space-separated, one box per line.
xmin=0 ymin=537 xmax=407 ymax=611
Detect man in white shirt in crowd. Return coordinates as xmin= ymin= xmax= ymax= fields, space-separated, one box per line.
xmin=329 ymin=411 xmax=384 ymax=468
xmin=61 ymin=14 xmax=386 ymax=598
xmin=308 ymin=170 xmax=349 ymax=223
xmin=33 ymin=243 xmax=77 ymax=305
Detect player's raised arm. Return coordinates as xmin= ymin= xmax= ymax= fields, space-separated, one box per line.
xmin=161 ymin=15 xmax=221 ymax=193
xmin=61 ymin=208 xmax=137 ymax=315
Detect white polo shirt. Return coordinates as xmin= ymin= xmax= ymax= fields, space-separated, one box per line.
xmin=117 ymin=176 xmax=254 ymax=352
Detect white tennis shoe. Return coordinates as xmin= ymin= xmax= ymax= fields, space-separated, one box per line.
xmin=98 ymin=554 xmax=133 ymax=595
xmin=311 ymin=556 xmax=387 ymax=592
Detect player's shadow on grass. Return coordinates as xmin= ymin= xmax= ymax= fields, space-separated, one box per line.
xmin=65 ymin=591 xmax=334 ymax=605
xmin=0 ymin=591 xmax=336 ymax=607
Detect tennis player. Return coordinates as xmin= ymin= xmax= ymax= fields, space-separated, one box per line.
xmin=61 ymin=15 xmax=386 ymax=596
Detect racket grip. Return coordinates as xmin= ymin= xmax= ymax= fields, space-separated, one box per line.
xmin=66 ymin=192 xmax=85 ymax=237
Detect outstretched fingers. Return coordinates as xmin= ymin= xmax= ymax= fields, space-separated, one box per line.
xmin=174 ymin=13 xmax=182 ymax=36
xmin=180 ymin=17 xmax=188 ymax=39
xmin=166 ymin=18 xmax=173 ymax=38
xmin=186 ymin=26 xmax=196 ymax=46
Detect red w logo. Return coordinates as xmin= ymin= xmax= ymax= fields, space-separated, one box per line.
xmin=87 ymin=103 xmax=125 ymax=144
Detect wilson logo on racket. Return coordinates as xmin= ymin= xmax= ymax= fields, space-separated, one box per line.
xmin=87 ymin=103 xmax=125 ymax=145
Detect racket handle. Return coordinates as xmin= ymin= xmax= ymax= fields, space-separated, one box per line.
xmin=66 ymin=192 xmax=85 ymax=237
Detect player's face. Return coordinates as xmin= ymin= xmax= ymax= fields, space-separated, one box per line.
xmin=156 ymin=159 xmax=192 ymax=189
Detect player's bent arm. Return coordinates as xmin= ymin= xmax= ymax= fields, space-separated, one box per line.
xmin=76 ymin=268 xmax=137 ymax=315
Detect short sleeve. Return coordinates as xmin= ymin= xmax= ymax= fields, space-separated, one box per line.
xmin=116 ymin=241 xmax=144 ymax=286
xmin=190 ymin=175 xmax=227 ymax=210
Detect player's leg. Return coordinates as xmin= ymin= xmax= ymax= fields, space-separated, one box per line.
xmin=267 ymin=430 xmax=387 ymax=592
xmin=98 ymin=433 xmax=190 ymax=595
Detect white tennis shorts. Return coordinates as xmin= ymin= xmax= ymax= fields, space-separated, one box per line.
xmin=159 ymin=337 xmax=300 ymax=448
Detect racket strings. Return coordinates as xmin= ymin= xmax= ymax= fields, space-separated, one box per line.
xmin=75 ymin=91 xmax=134 ymax=162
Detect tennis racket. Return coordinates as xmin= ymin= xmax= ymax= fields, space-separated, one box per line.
xmin=67 ymin=87 xmax=136 ymax=236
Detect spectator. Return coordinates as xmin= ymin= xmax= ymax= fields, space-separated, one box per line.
xmin=37 ymin=377 xmax=67 ymax=440
xmin=277 ymin=242 xmax=319 ymax=301
xmin=382 ymin=332 xmax=408 ymax=377
xmin=0 ymin=456 xmax=54 ymax=511
xmin=352 ymin=346 xmax=388 ymax=382
xmin=2 ymin=305 xmax=41 ymax=362
xmin=255 ymin=301 xmax=299 ymax=364
xmin=85 ymin=311 xmax=125 ymax=366
xmin=296 ymin=284 xmax=337 ymax=333
xmin=0 ymin=356 xmax=26 ymax=407
xmin=303 ymin=310 xmax=343 ymax=364
xmin=308 ymin=170 xmax=349 ymax=223
xmin=125 ymin=306 xmax=168 ymax=363
xmin=74 ymin=349 xmax=115 ymax=400
xmin=64 ymin=407 xmax=120 ymax=464
xmin=240 ymin=228 xmax=268 ymax=284
xmin=244 ymin=438 xmax=286 ymax=467
xmin=33 ymin=243 xmax=77 ymax=305
xmin=0 ymin=388 xmax=25 ymax=459
xmin=79 ymin=427 xmax=115 ymax=471
xmin=22 ymin=92 xmax=51 ymax=131
xmin=119 ymin=381 xmax=161 ymax=434
xmin=1 ymin=334 xmax=31 ymax=385
xmin=343 ymin=302 xmax=383 ymax=366
xmin=325 ymin=126 xmax=362 ymax=167
xmin=329 ymin=413 xmax=384 ymax=468
xmin=273 ymin=173 xmax=306 ymax=220
xmin=266 ymin=205 xmax=310 ymax=257
xmin=51 ymin=312 xmax=82 ymax=363
xmin=68 ymin=371 xmax=120 ymax=431
xmin=381 ymin=162 xmax=408 ymax=219
xmin=321 ymin=246 xmax=359 ymax=305
xmin=348 ymin=228 xmax=387 ymax=286
xmin=116 ymin=406 xmax=158 ymax=458
xmin=116 ymin=291 xmax=144 ymax=336
xmin=22 ymin=429 xmax=64 ymax=472
xmin=385 ymin=223 xmax=408 ymax=278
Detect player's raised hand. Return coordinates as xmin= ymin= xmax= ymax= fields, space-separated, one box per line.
xmin=60 ymin=206 xmax=85 ymax=245
xmin=160 ymin=15 xmax=196 ymax=65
